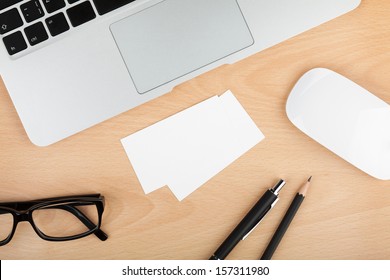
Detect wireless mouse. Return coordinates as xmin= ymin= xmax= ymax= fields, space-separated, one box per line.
xmin=286 ymin=68 xmax=390 ymax=180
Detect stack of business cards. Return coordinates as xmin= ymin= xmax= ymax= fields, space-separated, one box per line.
xmin=121 ymin=90 xmax=265 ymax=200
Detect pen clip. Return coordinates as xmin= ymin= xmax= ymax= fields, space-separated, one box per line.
xmin=242 ymin=198 xmax=279 ymax=240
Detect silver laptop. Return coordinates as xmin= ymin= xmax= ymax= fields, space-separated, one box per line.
xmin=0 ymin=0 xmax=360 ymax=146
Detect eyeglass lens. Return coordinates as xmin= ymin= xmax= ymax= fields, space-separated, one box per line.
xmin=0 ymin=211 xmax=13 ymax=242
xmin=32 ymin=203 xmax=99 ymax=238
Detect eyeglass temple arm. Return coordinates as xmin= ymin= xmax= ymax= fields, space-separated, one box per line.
xmin=49 ymin=205 xmax=108 ymax=241
xmin=0 ymin=195 xmax=102 ymax=211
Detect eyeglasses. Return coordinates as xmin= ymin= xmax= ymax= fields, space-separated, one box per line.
xmin=0 ymin=194 xmax=108 ymax=246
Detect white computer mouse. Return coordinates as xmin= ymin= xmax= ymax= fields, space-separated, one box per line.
xmin=286 ymin=68 xmax=390 ymax=180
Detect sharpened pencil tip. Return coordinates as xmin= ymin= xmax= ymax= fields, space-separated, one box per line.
xmin=298 ymin=177 xmax=312 ymax=196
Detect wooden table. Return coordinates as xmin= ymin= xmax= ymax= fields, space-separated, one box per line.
xmin=1 ymin=0 xmax=389 ymax=260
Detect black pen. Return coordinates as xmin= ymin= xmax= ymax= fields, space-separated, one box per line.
xmin=260 ymin=176 xmax=312 ymax=260
xmin=209 ymin=179 xmax=286 ymax=260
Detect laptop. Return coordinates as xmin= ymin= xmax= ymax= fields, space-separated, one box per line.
xmin=0 ymin=0 xmax=360 ymax=146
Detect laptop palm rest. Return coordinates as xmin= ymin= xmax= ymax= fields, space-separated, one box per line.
xmin=110 ymin=0 xmax=254 ymax=94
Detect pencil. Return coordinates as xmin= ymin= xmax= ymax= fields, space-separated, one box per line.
xmin=260 ymin=176 xmax=312 ymax=260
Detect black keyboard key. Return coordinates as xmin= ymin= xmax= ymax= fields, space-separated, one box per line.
xmin=21 ymin=0 xmax=45 ymax=23
xmin=0 ymin=8 xmax=23 ymax=35
xmin=42 ymin=0 xmax=66 ymax=14
xmin=0 ymin=0 xmax=23 ymax=11
xmin=92 ymin=0 xmax=135 ymax=16
xmin=66 ymin=1 xmax=96 ymax=27
xmin=45 ymin=12 xmax=69 ymax=36
xmin=68 ymin=0 xmax=80 ymax=4
xmin=3 ymin=31 xmax=27 ymax=55
xmin=24 ymin=21 xmax=49 ymax=46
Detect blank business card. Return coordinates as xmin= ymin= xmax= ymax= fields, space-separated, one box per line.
xmin=121 ymin=90 xmax=265 ymax=200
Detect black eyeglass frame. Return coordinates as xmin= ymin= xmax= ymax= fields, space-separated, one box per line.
xmin=0 ymin=194 xmax=108 ymax=246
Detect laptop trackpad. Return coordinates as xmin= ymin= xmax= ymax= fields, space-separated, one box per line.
xmin=110 ymin=0 xmax=254 ymax=94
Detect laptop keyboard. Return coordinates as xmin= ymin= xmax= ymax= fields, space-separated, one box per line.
xmin=0 ymin=0 xmax=136 ymax=56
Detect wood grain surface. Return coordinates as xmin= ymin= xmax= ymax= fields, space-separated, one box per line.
xmin=1 ymin=0 xmax=389 ymax=259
